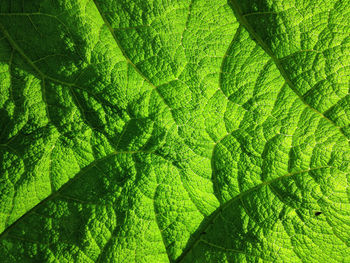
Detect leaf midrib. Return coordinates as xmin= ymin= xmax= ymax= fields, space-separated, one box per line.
xmin=0 ymin=149 xmax=154 ymax=239
xmin=229 ymin=0 xmax=348 ymax=141
xmin=175 ymin=165 xmax=332 ymax=263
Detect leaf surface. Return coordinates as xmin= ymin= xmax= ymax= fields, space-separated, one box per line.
xmin=0 ymin=0 xmax=349 ymax=262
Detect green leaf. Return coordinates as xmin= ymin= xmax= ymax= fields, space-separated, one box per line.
xmin=0 ymin=0 xmax=349 ymax=262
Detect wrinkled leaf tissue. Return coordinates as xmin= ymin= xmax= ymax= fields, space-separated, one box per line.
xmin=0 ymin=0 xmax=349 ymax=262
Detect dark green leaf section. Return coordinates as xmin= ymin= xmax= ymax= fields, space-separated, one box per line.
xmin=0 ymin=0 xmax=349 ymax=262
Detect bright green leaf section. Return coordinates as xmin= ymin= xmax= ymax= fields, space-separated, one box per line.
xmin=231 ymin=0 xmax=350 ymax=137
xmin=0 ymin=0 xmax=349 ymax=262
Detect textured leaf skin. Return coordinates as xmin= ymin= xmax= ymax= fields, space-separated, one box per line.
xmin=0 ymin=0 xmax=349 ymax=262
